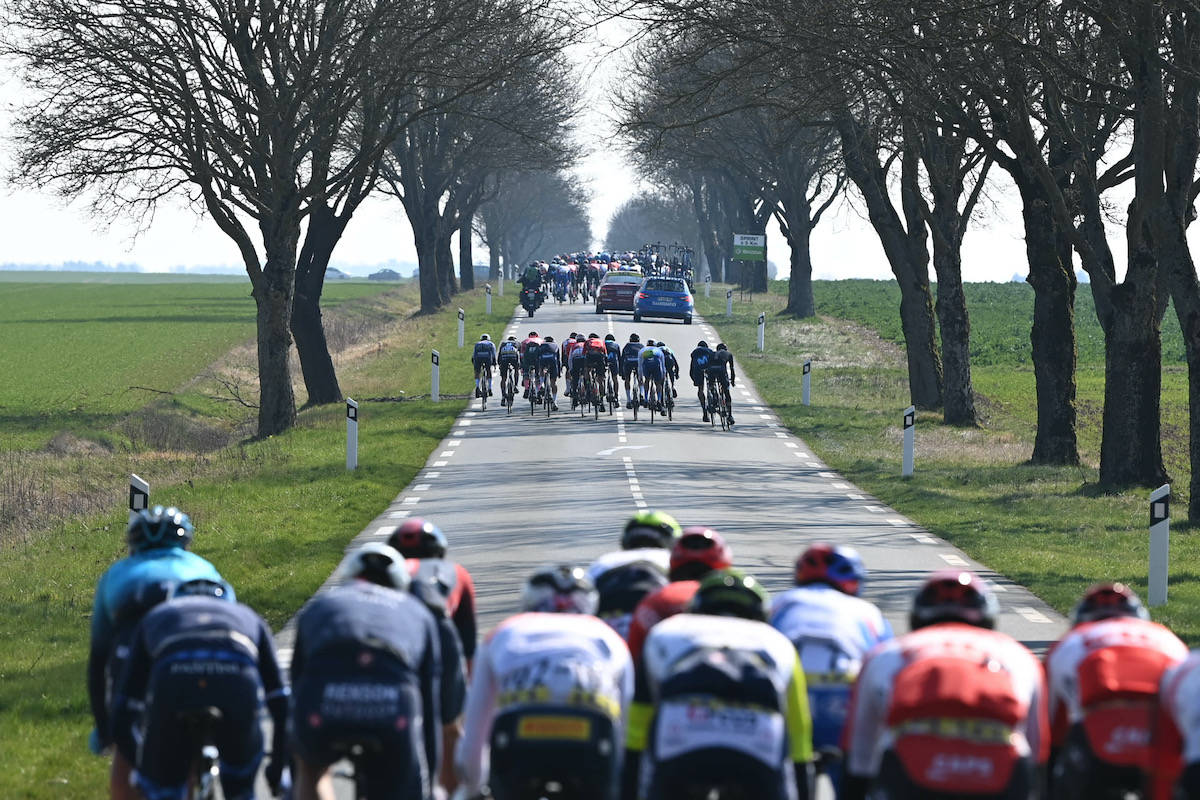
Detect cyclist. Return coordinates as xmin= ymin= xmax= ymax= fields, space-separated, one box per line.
xmin=583 ymin=333 xmax=611 ymax=410
xmin=456 ymin=565 xmax=634 ymax=800
xmin=769 ymin=544 xmax=893 ymax=797
xmin=621 ymin=334 xmax=645 ymax=409
xmin=706 ymin=343 xmax=737 ymax=426
xmin=1153 ymin=649 xmax=1200 ymax=800
xmin=637 ymin=340 xmax=668 ymax=415
xmin=289 ymin=543 xmax=441 ymax=800
xmin=626 ymin=526 xmax=734 ymax=665
xmin=498 ymin=336 xmax=522 ymax=402
xmin=536 ymin=334 xmax=562 ymax=411
xmin=604 ymin=334 xmax=622 ymax=401
xmin=472 ymin=333 xmax=498 ymax=399
xmin=564 ymin=333 xmax=586 ymax=400
xmin=658 ymin=340 xmax=680 ymax=402
xmin=519 ymin=331 xmax=543 ymax=399
xmin=688 ymin=341 xmax=716 ymax=422
xmin=110 ymin=578 xmax=289 ymax=800
xmin=587 ymin=511 xmax=682 ymax=584
xmin=1044 ymin=582 xmax=1187 ymax=800
xmin=632 ymin=570 xmax=814 ymax=800
xmin=88 ymin=505 xmax=229 ymax=800
xmin=842 ymin=570 xmax=1047 ymax=800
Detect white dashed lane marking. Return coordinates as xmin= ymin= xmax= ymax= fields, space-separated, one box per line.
xmin=909 ymin=533 xmax=936 ymax=544
xmin=939 ymin=553 xmax=970 ymax=566
xmin=433 ymin=461 xmax=448 ymax=468
xmin=1014 ymin=606 xmax=1052 ymax=623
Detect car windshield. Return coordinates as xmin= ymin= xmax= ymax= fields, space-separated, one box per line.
xmin=645 ymin=279 xmax=686 ymax=292
xmin=605 ymin=275 xmax=643 ymax=286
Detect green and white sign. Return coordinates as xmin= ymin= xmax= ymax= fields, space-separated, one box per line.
xmin=732 ymin=233 xmax=766 ymax=261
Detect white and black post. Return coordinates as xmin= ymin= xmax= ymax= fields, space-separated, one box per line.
xmin=346 ymin=399 xmax=359 ymax=471
xmin=129 ymin=473 xmax=150 ymax=521
xmin=498 ymin=271 xmax=504 ymax=296
xmin=726 ymin=289 xmax=733 ymax=318
xmin=902 ymin=406 xmax=916 ymax=477
xmin=704 ymin=275 xmax=711 ymax=298
xmin=486 ymin=284 xmax=492 ymax=316
xmin=431 ymin=350 xmax=441 ymax=403
xmin=757 ymin=312 xmax=766 ymax=351
xmin=1150 ymin=484 xmax=1171 ymax=606
xmin=802 ymin=360 xmax=812 ymax=406
xmin=457 ymin=308 xmax=465 ymax=348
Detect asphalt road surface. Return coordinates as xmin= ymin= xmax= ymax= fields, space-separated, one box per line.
xmin=267 ymin=297 xmax=1069 ymax=799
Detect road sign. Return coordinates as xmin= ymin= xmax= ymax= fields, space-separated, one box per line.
xmin=902 ymin=406 xmax=916 ymax=476
xmin=733 ymin=233 xmax=766 ymax=261
xmin=431 ymin=350 xmax=440 ymax=402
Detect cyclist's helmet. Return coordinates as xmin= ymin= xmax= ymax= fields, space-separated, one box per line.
xmin=629 ymin=334 xmax=640 ymax=343
xmin=1071 ymin=582 xmax=1150 ymax=626
xmin=589 ymin=332 xmax=600 ymax=340
xmin=336 ymin=542 xmax=411 ymax=591
xmin=126 ymin=506 xmax=194 ymax=553
xmin=670 ymin=526 xmax=733 ymax=581
xmin=521 ymin=565 xmax=599 ymax=614
xmin=697 ymin=341 xmax=708 ymax=348
xmin=645 ymin=339 xmax=655 ymax=346
xmin=174 ymin=578 xmax=234 ymax=601
xmin=689 ymin=569 xmax=769 ymax=622
xmin=480 ymin=333 xmax=490 ymax=341
xmin=795 ymin=543 xmax=866 ymax=596
xmin=507 ymin=335 xmax=516 ymax=341
xmin=716 ymin=343 xmax=728 ymax=351
xmin=910 ymin=570 xmax=1000 ymax=630
xmin=386 ymin=517 xmax=448 ymax=559
xmin=544 ymin=335 xmax=555 ymax=343
xmin=622 ymin=510 xmax=683 ymax=550
xmin=528 ymin=331 xmax=538 ymax=337
xmin=605 ymin=334 xmax=616 ymax=341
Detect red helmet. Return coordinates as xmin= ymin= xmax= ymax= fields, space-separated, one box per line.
xmin=669 ymin=526 xmax=733 ymax=581
xmin=1071 ymin=582 xmax=1149 ymax=626
xmin=910 ymin=570 xmax=1000 ymax=630
xmin=386 ymin=518 xmax=447 ymax=559
xmin=795 ymin=543 xmax=865 ymax=596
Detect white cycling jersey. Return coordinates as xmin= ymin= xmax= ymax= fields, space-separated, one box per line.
xmin=769 ymin=584 xmax=893 ymax=682
xmin=1161 ymin=650 xmax=1200 ymax=766
xmin=586 ymin=549 xmax=670 ymax=583
xmin=455 ymin=612 xmax=633 ymax=797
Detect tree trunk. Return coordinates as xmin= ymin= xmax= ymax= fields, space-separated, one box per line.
xmin=783 ymin=201 xmax=816 ymax=317
xmin=743 ymin=262 xmax=768 ymax=292
xmin=1016 ymin=175 xmax=1080 ymax=465
xmin=489 ymin=242 xmax=501 ymax=281
xmin=436 ymin=221 xmax=458 ymax=301
xmin=251 ymin=227 xmax=301 ymax=436
xmin=292 ymin=202 xmax=347 ymax=406
xmin=414 ymin=217 xmax=441 ymax=313
xmin=928 ymin=210 xmax=976 ymax=426
xmin=459 ymin=214 xmax=475 ymax=291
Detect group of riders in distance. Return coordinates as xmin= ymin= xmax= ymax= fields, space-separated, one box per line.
xmin=88 ymin=506 xmax=1200 ymax=800
xmin=515 ymin=247 xmax=694 ymax=317
xmin=471 ymin=330 xmax=735 ymax=427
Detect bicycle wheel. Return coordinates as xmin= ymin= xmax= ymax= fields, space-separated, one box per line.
xmin=480 ymin=367 xmax=489 ymax=411
xmin=632 ymin=391 xmax=639 ymax=422
xmin=708 ymin=386 xmax=718 ymax=427
xmin=530 ymin=380 xmax=537 ymax=416
xmin=666 ymin=392 xmax=673 ymax=421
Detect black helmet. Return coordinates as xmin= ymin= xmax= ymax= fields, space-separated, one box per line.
xmin=386 ymin=518 xmax=448 ymax=559
xmin=697 ymin=341 xmax=709 ymax=348
xmin=544 ymin=335 xmax=555 ymax=343
xmin=716 ymin=343 xmax=728 ymax=351
xmin=605 ymin=334 xmax=616 ymax=341
xmin=127 ymin=506 xmax=194 ymax=553
xmin=910 ymin=570 xmax=1000 ymax=630
xmin=690 ymin=570 xmax=769 ymax=622
xmin=1071 ymin=582 xmax=1150 ymax=626
xmin=622 ymin=510 xmax=682 ymax=549
xmin=629 ymin=334 xmax=640 ymax=343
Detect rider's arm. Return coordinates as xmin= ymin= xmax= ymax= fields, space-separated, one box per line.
xmin=420 ymin=612 xmax=443 ymax=779
xmin=456 ymin=634 xmax=499 ymax=796
xmin=786 ymin=655 xmax=814 ymax=764
xmin=254 ymin=614 xmax=292 ymax=764
xmin=87 ymin=572 xmax=116 ymax=741
xmin=109 ymin=620 xmax=151 ymax=762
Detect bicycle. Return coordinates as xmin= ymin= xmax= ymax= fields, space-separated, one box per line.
xmin=705 ymin=376 xmax=730 ymax=430
xmin=606 ymin=371 xmax=619 ymax=416
xmin=541 ymin=367 xmax=555 ymax=417
xmin=179 ymin=706 xmax=222 ymax=800
xmin=478 ymin=363 xmax=491 ymax=411
xmin=331 ymin=734 xmax=384 ymax=800
xmin=529 ymin=370 xmax=543 ymax=416
xmin=502 ymin=367 xmax=517 ymax=414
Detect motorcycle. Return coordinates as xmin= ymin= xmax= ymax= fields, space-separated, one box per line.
xmin=521 ymin=287 xmax=540 ymax=317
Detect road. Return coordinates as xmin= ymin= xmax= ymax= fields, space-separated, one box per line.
xmin=268 ymin=297 xmax=1069 ymax=798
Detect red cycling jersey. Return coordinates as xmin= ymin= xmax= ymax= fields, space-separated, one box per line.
xmin=625 ymin=581 xmax=700 ymax=665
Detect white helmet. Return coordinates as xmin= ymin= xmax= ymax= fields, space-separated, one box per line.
xmin=480 ymin=333 xmax=490 ymax=341
xmin=335 ymin=542 xmax=410 ymax=591
xmin=521 ymin=565 xmax=598 ymax=614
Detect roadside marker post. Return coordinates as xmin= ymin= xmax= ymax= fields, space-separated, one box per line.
xmin=1150 ymin=484 xmax=1171 ymax=606
xmin=726 ymin=289 xmax=733 ymax=318
xmin=705 ymin=275 xmax=711 ymax=298
xmin=803 ymin=360 xmax=811 ymax=406
xmin=499 ymin=273 xmax=504 ymax=296
xmin=486 ymin=284 xmax=492 ymax=316
xmin=346 ymin=399 xmax=359 ymax=471
xmin=757 ymin=313 xmax=766 ymax=351
xmin=431 ymin=350 xmax=440 ymax=403
xmin=457 ymin=308 xmax=465 ymax=348
xmin=129 ymin=473 xmax=149 ymax=521
xmin=902 ymin=406 xmax=916 ymax=477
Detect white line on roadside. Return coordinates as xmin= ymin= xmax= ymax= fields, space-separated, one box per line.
xmin=753 ymin=406 xmax=765 ymax=411
xmin=785 ymin=443 xmax=798 ymax=449
xmin=863 ymin=505 xmax=884 ymax=513
xmin=414 ymin=484 xmax=431 ymax=491
xmin=908 ymin=533 xmax=935 ymax=543
xmin=807 ymin=462 xmax=822 ymax=467
xmin=832 ymin=482 xmax=848 ymax=488
xmin=818 ymin=472 xmax=836 ymax=478
xmin=425 ymin=472 xmax=440 ymax=479
xmin=402 ymin=497 xmax=420 ymax=506
xmin=775 ymin=432 xmax=788 ymax=438
xmin=939 ymin=554 xmax=969 ymax=566
xmin=386 ymin=510 xmax=410 ymax=519
xmin=848 ymin=493 xmax=864 ymax=500
xmin=433 ymin=461 xmax=447 ymax=468
xmin=1014 ymin=606 xmax=1052 ymax=623
xmin=453 ymin=431 xmax=465 ymax=436
xmin=987 ymin=581 xmax=1008 ymax=592
xmin=887 ymin=519 xmax=909 ymax=527
xmin=440 ymin=451 xmax=455 ymax=457
xmin=449 ymin=441 xmax=461 ymax=447
xmin=458 ymin=420 xmax=471 ymax=426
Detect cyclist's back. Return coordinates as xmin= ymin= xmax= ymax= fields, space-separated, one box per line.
xmin=110 ymin=580 xmax=288 ymax=800
xmin=290 ymin=544 xmax=441 ymax=800
xmin=457 ymin=566 xmax=633 ymax=800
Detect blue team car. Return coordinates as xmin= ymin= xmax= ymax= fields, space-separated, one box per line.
xmin=633 ymin=277 xmax=694 ymax=324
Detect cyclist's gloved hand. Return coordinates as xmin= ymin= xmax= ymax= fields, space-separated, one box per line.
xmin=88 ymin=727 xmax=110 ymax=756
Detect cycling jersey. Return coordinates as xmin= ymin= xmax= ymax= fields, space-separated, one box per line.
xmin=627 ymin=580 xmax=701 ymax=666
xmin=707 ymin=349 xmax=736 ymax=383
xmin=88 ymin=549 xmax=229 ymax=745
xmin=1152 ymin=650 xmax=1200 ymax=800
xmin=621 ymin=342 xmax=645 ymax=379
xmin=1045 ymin=615 xmax=1186 ymax=796
xmin=688 ymin=346 xmax=715 ymax=386
xmin=456 ymin=612 xmax=634 ymax=799
xmin=586 ymin=548 xmax=671 ymax=584
xmin=844 ymin=622 xmax=1047 ymax=799
xmin=593 ymin=559 xmax=669 ymax=641
xmin=634 ymin=613 xmax=813 ymax=800
xmin=562 ymin=337 xmax=584 ymax=365
xmin=536 ymin=342 xmax=561 ymax=376
xmin=111 ymin=595 xmax=287 ymax=800
xmin=472 ymin=340 xmax=497 ymax=366
xmin=498 ymin=341 xmax=521 ymax=362
xmin=605 ymin=340 xmax=622 ymax=373
xmin=291 ymin=582 xmax=441 ymax=800
xmin=659 ymin=346 xmax=680 ymax=380
xmin=638 ymin=346 xmax=665 ymax=380
xmin=406 ymin=558 xmax=478 ymax=660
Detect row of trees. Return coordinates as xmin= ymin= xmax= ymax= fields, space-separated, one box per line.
xmin=610 ymin=0 xmax=1200 ymax=518
xmin=2 ymin=0 xmax=591 ymax=436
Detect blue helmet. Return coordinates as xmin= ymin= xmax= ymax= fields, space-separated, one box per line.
xmin=126 ymin=506 xmax=194 ymax=553
xmin=795 ymin=543 xmax=866 ymax=596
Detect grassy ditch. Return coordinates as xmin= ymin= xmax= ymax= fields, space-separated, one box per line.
xmin=0 ymin=278 xmax=503 ymax=799
xmin=695 ymin=281 xmax=1199 ymax=644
